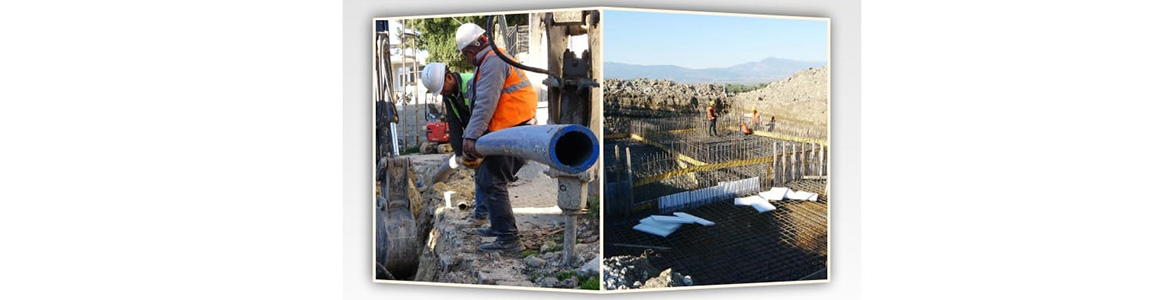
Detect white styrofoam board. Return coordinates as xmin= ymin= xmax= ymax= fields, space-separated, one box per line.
xmin=638 ymin=217 xmax=683 ymax=231
xmin=751 ymin=201 xmax=777 ymax=213
xmin=761 ymin=187 xmax=790 ymax=201
xmin=734 ymin=195 xmax=766 ymax=206
xmin=673 ymin=212 xmax=715 ymax=226
xmin=789 ymin=191 xmax=820 ymax=201
xmin=649 ymin=215 xmax=693 ymax=224
xmin=633 ymin=223 xmax=676 ymax=237
xmin=734 ymin=197 xmax=754 ymax=206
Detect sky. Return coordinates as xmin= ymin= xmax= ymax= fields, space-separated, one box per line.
xmin=604 ymin=10 xmax=829 ymax=69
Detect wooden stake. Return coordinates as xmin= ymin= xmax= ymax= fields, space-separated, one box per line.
xmin=818 ymin=143 xmax=824 ymax=177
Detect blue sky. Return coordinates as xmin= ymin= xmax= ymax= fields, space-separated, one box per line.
xmin=604 ymin=10 xmax=829 ymax=69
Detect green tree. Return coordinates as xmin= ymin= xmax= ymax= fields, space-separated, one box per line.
xmin=725 ymin=82 xmax=769 ymax=94
xmin=412 ymin=15 xmax=528 ymax=73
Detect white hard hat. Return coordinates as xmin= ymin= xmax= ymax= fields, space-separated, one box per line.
xmin=455 ymin=23 xmax=486 ymax=51
xmin=420 ymin=62 xmax=446 ymax=97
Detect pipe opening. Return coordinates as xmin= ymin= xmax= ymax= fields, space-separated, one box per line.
xmin=554 ymin=130 xmax=594 ymax=169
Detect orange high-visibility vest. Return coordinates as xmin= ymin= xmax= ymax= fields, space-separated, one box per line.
xmin=474 ymin=50 xmax=538 ymax=132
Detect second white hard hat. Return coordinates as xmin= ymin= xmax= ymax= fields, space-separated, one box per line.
xmin=420 ymin=62 xmax=446 ymax=97
xmin=455 ymin=23 xmax=486 ymax=51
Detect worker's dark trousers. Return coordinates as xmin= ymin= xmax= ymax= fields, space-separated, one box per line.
xmin=473 ymin=188 xmax=488 ymax=220
xmin=708 ymin=120 xmax=717 ymax=136
xmin=474 ymin=155 xmax=527 ymax=242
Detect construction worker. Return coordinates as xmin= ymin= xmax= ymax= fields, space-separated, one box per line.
xmin=455 ymin=23 xmax=538 ymax=252
xmin=706 ymin=100 xmax=718 ymax=136
xmin=739 ymin=122 xmax=753 ymax=135
xmin=420 ymin=62 xmax=490 ymax=225
xmin=751 ymin=107 xmax=761 ymax=131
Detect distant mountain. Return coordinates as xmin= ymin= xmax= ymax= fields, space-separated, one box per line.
xmin=604 ymin=57 xmax=825 ymax=84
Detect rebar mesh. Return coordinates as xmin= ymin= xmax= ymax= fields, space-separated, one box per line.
xmin=604 ymin=108 xmax=830 ymax=285
xmin=603 ymin=195 xmax=828 ymax=285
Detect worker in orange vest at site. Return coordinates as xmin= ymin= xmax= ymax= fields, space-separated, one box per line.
xmin=751 ymin=107 xmax=761 ymax=131
xmin=707 ymin=100 xmax=718 ymax=136
xmin=454 ymin=23 xmax=538 ymax=252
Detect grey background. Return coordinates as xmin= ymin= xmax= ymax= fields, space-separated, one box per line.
xmin=342 ymin=0 xmax=859 ymax=298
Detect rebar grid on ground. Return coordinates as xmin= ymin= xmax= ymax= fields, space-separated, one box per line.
xmin=603 ymin=195 xmax=828 ymax=285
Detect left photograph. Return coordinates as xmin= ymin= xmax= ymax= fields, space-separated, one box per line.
xmin=372 ymin=9 xmax=604 ymax=291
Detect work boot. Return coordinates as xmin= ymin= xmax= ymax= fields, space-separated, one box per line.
xmin=473 ymin=227 xmax=500 ymax=237
xmin=478 ymin=238 xmax=523 ymax=252
xmin=471 ymin=216 xmax=488 ymax=227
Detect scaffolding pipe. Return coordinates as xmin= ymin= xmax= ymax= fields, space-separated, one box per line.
xmin=474 ymin=124 xmax=599 ymax=174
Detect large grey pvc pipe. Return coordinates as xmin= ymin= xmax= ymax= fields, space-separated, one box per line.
xmin=474 ymin=124 xmax=599 ymax=174
xmin=429 ymin=155 xmax=460 ymax=185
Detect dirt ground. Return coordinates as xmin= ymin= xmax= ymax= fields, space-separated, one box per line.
xmin=404 ymin=153 xmax=601 ymax=290
xmin=409 ymin=153 xmax=558 ymax=209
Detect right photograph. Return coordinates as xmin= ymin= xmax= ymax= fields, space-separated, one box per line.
xmin=601 ymin=8 xmax=830 ymax=290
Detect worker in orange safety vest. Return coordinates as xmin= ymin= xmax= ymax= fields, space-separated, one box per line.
xmin=453 ymin=23 xmax=538 ymax=253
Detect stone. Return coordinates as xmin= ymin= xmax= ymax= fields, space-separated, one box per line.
xmin=578 ymin=256 xmax=600 ymax=275
xmin=537 ymin=277 xmax=560 ymax=288
xmin=562 ymin=277 xmax=578 ymax=288
xmin=524 ymin=256 xmax=545 ymax=268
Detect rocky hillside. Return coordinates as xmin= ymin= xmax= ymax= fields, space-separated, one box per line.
xmin=733 ymin=67 xmax=828 ymax=125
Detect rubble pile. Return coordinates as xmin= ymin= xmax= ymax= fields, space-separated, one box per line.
xmin=602 ymin=251 xmax=693 ymax=290
xmin=603 ymin=67 xmax=828 ymax=131
xmin=604 ymin=78 xmax=727 ymax=113
xmin=733 ymin=67 xmax=828 ymax=125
